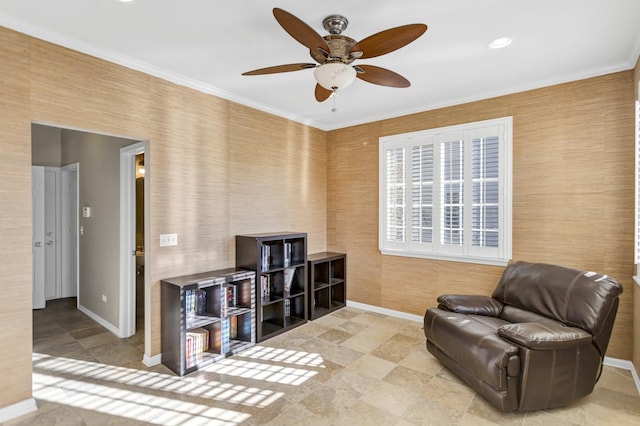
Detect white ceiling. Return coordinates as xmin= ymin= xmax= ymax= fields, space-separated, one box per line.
xmin=1 ymin=0 xmax=640 ymax=130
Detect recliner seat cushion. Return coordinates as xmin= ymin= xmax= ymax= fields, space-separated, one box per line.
xmin=425 ymin=308 xmax=519 ymax=390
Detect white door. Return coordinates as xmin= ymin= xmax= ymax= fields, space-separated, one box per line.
xmin=32 ymin=166 xmax=46 ymax=309
xmin=32 ymin=166 xmax=63 ymax=309
xmin=44 ymin=167 xmax=60 ymax=300
xmin=61 ymin=164 xmax=78 ymax=298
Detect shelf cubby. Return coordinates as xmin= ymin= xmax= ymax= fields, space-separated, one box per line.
xmin=308 ymin=252 xmax=347 ymax=320
xmin=161 ymin=268 xmax=256 ymax=376
xmin=236 ymin=232 xmax=308 ymax=342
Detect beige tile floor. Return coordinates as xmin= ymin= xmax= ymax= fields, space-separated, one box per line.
xmin=5 ymin=298 xmax=640 ymax=425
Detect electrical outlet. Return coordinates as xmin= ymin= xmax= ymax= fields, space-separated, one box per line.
xmin=101 ymin=295 xmax=107 ymax=303
xmin=160 ymin=233 xmax=178 ymax=247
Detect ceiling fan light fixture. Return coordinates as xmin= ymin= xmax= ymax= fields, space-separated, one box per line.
xmin=314 ymin=62 xmax=357 ymax=91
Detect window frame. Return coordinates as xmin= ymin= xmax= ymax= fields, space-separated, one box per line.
xmin=379 ymin=116 xmax=513 ymax=266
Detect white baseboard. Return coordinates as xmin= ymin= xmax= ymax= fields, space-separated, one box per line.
xmin=346 ymin=300 xmax=424 ymax=323
xmin=0 ymin=398 xmax=37 ymax=423
xmin=604 ymin=356 xmax=640 ymax=396
xmin=77 ymin=304 xmax=161 ymax=367
xmin=77 ymin=304 xmax=120 ymax=336
xmin=143 ymin=353 xmax=161 ymax=367
xmin=345 ymin=300 xmax=640 ymax=397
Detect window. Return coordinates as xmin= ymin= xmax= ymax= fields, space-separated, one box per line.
xmin=379 ymin=117 xmax=512 ymax=266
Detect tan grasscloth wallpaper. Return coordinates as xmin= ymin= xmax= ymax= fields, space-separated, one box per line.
xmin=0 ymin=24 xmax=637 ymax=413
xmin=327 ymin=73 xmax=636 ymax=362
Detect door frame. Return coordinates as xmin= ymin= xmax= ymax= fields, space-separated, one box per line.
xmin=119 ymin=142 xmax=145 ymax=338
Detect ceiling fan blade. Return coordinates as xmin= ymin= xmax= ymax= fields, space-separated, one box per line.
xmin=350 ymin=24 xmax=427 ymax=59
xmin=273 ymin=8 xmax=329 ymax=54
xmin=356 ymin=65 xmax=411 ymax=88
xmin=315 ymin=84 xmax=333 ymax=102
xmin=242 ymin=63 xmax=316 ymax=76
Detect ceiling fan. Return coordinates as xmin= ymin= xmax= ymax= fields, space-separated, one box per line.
xmin=242 ymin=8 xmax=428 ymax=102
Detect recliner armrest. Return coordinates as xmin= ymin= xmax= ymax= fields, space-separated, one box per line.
xmin=498 ymin=322 xmax=592 ymax=350
xmin=437 ymin=295 xmax=504 ymax=317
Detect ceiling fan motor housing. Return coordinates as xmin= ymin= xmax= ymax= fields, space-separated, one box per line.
xmin=323 ymin=14 xmax=349 ymax=34
xmin=310 ymin=35 xmax=357 ymax=64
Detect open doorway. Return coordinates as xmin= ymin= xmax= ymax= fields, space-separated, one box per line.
xmin=31 ymin=123 xmax=145 ymax=348
xmin=119 ymin=142 xmax=145 ymax=338
xmin=135 ymin=153 xmax=145 ymax=328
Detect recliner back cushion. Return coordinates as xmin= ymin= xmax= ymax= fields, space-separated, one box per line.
xmin=491 ymin=261 xmax=622 ymax=335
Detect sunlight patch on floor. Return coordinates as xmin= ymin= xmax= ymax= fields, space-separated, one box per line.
xmin=203 ymin=358 xmax=318 ymax=385
xmin=236 ymin=345 xmax=325 ymax=367
xmin=30 ymin=346 xmax=327 ymax=423
xmin=33 ymin=353 xmax=286 ymax=408
xmin=33 ymin=372 xmax=250 ymax=425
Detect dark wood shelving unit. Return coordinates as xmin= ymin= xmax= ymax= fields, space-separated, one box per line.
xmin=308 ymin=252 xmax=346 ymax=320
xmin=236 ymin=232 xmax=308 ymax=342
xmin=161 ymin=268 xmax=256 ymax=376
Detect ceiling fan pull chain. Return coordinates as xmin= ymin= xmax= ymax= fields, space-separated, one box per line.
xmin=332 ymin=91 xmax=338 ymax=112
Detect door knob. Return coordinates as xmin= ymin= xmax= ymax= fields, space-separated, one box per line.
xmin=34 ymin=242 xmax=42 ymax=247
xmin=46 ymin=240 xmax=53 ymax=246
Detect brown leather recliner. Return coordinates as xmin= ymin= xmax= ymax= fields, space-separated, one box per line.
xmin=423 ymin=261 xmax=623 ymax=412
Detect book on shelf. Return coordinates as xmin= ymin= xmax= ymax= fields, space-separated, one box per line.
xmin=284 ymin=299 xmax=290 ymax=318
xmin=260 ymin=274 xmax=272 ymax=299
xmin=222 ymin=283 xmax=236 ymax=316
xmin=185 ymin=289 xmax=207 ymax=318
xmin=196 ymin=290 xmax=206 ymax=315
xmin=284 ymin=267 xmax=295 ymax=294
xmin=261 ymin=244 xmax=271 ymax=271
xmin=284 ymin=242 xmax=292 ymax=267
xmin=185 ymin=328 xmax=210 ymax=367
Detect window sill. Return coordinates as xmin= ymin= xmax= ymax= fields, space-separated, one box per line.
xmin=380 ymin=248 xmax=510 ymax=267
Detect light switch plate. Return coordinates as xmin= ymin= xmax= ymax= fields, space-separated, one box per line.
xmin=160 ymin=233 xmax=178 ymax=247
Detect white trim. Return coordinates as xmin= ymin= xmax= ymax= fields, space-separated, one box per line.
xmin=77 ymin=303 xmax=121 ymax=337
xmin=380 ymin=248 xmax=510 ymax=267
xmin=0 ymin=398 xmax=37 ymax=423
xmin=143 ymin=353 xmax=162 ymax=367
xmin=119 ymin=142 xmax=144 ymax=339
xmin=31 ymin=120 xmax=144 ymax=142
xmin=603 ymin=357 xmax=640 ymax=396
xmin=346 ymin=300 xmax=424 ymax=323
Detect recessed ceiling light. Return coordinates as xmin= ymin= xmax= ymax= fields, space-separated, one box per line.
xmin=119 ymin=0 xmax=135 ymax=3
xmin=488 ymin=37 xmax=512 ymax=49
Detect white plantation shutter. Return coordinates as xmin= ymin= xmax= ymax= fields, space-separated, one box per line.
xmin=471 ymin=135 xmax=500 ymax=248
xmin=440 ymin=139 xmax=464 ymax=248
xmin=411 ymin=143 xmax=434 ymax=244
xmin=380 ymin=117 xmax=512 ymax=266
xmin=384 ymin=146 xmax=405 ymax=244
